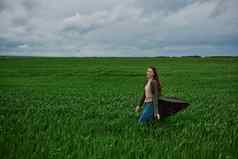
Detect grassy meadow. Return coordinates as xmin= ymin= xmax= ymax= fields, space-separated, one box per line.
xmin=0 ymin=56 xmax=237 ymax=159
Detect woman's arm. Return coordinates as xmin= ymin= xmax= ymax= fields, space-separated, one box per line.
xmin=135 ymin=90 xmax=145 ymax=112
xmin=151 ymin=80 xmax=159 ymax=119
xmin=138 ymin=79 xmax=147 ymax=108
xmin=138 ymin=91 xmax=145 ymax=107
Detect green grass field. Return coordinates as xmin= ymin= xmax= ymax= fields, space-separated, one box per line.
xmin=0 ymin=56 xmax=237 ymax=159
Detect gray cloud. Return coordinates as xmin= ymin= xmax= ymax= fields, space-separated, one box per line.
xmin=135 ymin=0 xmax=194 ymax=15
xmin=209 ymin=0 xmax=238 ymax=17
xmin=0 ymin=0 xmax=237 ymax=56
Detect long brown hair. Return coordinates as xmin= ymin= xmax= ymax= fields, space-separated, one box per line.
xmin=145 ymin=66 xmax=162 ymax=95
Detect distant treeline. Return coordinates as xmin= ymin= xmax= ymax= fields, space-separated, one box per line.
xmin=0 ymin=55 xmax=237 ymax=59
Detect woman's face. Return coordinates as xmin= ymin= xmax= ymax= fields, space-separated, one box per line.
xmin=146 ymin=68 xmax=154 ymax=79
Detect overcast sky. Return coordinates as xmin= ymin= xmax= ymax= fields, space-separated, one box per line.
xmin=0 ymin=0 xmax=237 ymax=57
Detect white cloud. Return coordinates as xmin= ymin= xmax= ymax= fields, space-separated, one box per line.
xmin=0 ymin=0 xmax=237 ymax=56
xmin=17 ymin=44 xmax=29 ymax=49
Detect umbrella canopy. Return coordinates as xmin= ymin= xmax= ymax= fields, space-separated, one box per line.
xmin=158 ymin=96 xmax=190 ymax=118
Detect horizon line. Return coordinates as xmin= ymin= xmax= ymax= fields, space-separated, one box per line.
xmin=0 ymin=55 xmax=238 ymax=58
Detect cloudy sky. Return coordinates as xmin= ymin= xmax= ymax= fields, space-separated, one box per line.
xmin=0 ymin=0 xmax=237 ymax=57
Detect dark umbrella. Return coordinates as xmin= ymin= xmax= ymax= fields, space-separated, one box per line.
xmin=158 ymin=96 xmax=190 ymax=118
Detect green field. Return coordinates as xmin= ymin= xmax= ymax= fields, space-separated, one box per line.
xmin=0 ymin=56 xmax=237 ymax=159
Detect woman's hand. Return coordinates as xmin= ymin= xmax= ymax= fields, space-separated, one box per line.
xmin=156 ymin=113 xmax=160 ymax=120
xmin=135 ymin=105 xmax=140 ymax=112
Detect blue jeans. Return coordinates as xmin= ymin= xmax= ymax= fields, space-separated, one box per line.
xmin=138 ymin=102 xmax=155 ymax=123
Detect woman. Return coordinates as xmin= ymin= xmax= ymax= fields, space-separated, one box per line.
xmin=135 ymin=66 xmax=162 ymax=123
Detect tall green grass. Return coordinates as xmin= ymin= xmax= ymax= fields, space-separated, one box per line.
xmin=0 ymin=57 xmax=237 ymax=159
